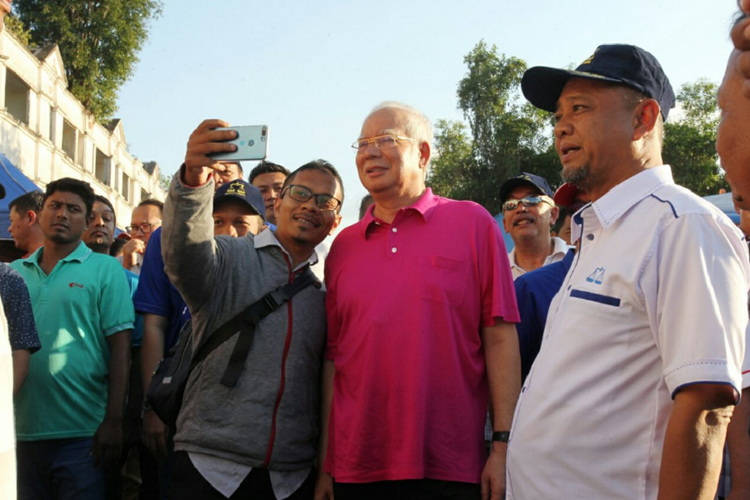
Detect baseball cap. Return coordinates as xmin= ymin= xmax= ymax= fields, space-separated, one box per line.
xmin=214 ymin=180 xmax=265 ymax=221
xmin=521 ymin=44 xmax=676 ymax=120
xmin=499 ymin=172 xmax=555 ymax=203
xmin=553 ymin=183 xmax=583 ymax=207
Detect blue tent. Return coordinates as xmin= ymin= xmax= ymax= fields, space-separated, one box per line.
xmin=0 ymin=152 xmax=42 ymax=239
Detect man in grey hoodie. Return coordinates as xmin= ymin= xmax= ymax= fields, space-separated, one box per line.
xmin=162 ymin=119 xmax=343 ymax=500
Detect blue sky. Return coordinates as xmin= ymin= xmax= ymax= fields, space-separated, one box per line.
xmin=115 ymin=0 xmax=742 ymax=228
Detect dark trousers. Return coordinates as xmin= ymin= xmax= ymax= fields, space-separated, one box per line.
xmin=169 ymin=451 xmax=315 ymax=500
xmin=333 ymin=478 xmax=481 ymax=500
xmin=17 ymin=437 xmax=105 ymax=500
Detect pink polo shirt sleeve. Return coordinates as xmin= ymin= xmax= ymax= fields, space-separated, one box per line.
xmin=479 ymin=213 xmax=520 ymax=327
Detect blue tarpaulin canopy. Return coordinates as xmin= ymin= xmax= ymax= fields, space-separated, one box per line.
xmin=0 ymin=152 xmax=41 ymax=239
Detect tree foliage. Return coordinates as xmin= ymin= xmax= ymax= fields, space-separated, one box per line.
xmin=430 ymin=43 xmax=728 ymax=211
xmin=662 ymin=79 xmax=728 ymax=196
xmin=15 ymin=0 xmax=163 ymax=120
xmin=4 ymin=15 xmax=31 ymax=45
xmin=428 ymin=41 xmax=559 ymax=215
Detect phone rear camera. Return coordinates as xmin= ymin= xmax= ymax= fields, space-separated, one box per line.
xmin=249 ymin=140 xmax=255 ymax=146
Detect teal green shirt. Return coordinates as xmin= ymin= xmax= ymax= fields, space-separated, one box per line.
xmin=10 ymin=242 xmax=135 ymax=441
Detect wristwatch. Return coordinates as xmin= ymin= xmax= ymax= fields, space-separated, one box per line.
xmin=492 ymin=431 xmax=510 ymax=443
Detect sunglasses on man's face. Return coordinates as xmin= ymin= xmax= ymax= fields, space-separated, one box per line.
xmin=502 ymin=196 xmax=553 ymax=213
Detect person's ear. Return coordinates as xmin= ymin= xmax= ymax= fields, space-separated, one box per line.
xmin=329 ymin=213 xmax=343 ymax=236
xmin=26 ymin=210 xmax=38 ymax=226
xmin=633 ymin=99 xmax=660 ymax=141
xmin=419 ymin=142 xmax=431 ymax=169
xmin=549 ymin=205 xmax=560 ymax=225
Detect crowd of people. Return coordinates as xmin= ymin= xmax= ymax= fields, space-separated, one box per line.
xmin=2 ymin=1 xmax=750 ymax=500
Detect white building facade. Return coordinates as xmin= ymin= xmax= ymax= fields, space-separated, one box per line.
xmin=0 ymin=30 xmax=165 ymax=225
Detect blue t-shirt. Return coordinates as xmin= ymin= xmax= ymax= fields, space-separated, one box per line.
xmin=124 ymin=269 xmax=144 ymax=347
xmin=132 ymin=227 xmax=189 ymax=354
xmin=515 ymin=249 xmax=575 ymax=381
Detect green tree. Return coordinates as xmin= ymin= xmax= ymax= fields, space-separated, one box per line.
xmin=428 ymin=41 xmax=560 ymax=215
xmin=4 ymin=15 xmax=31 ymax=45
xmin=663 ymin=79 xmax=728 ymax=196
xmin=15 ymin=1 xmax=163 ymax=120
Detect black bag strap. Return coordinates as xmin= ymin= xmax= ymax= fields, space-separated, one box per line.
xmin=190 ymin=267 xmax=318 ymax=388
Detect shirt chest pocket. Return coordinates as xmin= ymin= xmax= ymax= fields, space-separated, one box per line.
xmin=565 ymin=287 xmax=626 ymax=322
xmin=417 ymin=255 xmax=469 ymax=306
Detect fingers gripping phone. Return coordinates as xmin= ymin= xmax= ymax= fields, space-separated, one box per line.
xmin=209 ymin=125 xmax=269 ymax=161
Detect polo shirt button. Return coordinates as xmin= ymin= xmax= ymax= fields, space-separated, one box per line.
xmin=521 ymin=387 xmax=526 ymax=393
xmin=392 ymin=227 xmax=398 ymax=233
xmin=587 ymin=234 xmax=594 ymax=241
xmin=392 ymin=247 xmax=397 ymax=253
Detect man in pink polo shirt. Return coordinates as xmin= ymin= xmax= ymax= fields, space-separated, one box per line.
xmin=315 ymin=102 xmax=521 ymax=500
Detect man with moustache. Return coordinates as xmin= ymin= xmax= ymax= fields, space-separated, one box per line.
xmin=11 ymin=179 xmax=134 ymax=500
xmin=318 ymin=102 xmax=520 ymax=500
xmin=161 ymin=119 xmax=343 ymax=499
xmin=499 ymin=173 xmax=567 ymax=279
xmin=506 ymin=45 xmax=749 ymax=500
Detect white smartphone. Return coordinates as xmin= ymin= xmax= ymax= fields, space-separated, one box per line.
xmin=209 ymin=125 xmax=269 ymax=161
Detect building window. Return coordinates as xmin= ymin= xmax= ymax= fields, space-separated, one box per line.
xmin=62 ymin=119 xmax=77 ymax=160
xmin=5 ymin=70 xmax=30 ymax=125
xmin=141 ymin=188 xmax=149 ymax=203
xmin=95 ymin=149 xmax=110 ymax=186
xmin=48 ymin=108 xmax=55 ymax=142
xmin=121 ymin=171 xmax=130 ymax=202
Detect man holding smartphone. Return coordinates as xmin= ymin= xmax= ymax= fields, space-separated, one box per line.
xmin=161 ymin=119 xmax=343 ymax=500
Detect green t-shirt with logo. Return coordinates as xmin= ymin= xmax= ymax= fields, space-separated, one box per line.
xmin=10 ymin=242 xmax=135 ymax=440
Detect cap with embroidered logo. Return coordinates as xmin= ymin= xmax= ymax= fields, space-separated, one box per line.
xmin=521 ymin=44 xmax=676 ymax=120
xmin=214 ymin=180 xmax=265 ymax=221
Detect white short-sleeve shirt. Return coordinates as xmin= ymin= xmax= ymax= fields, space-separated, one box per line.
xmin=506 ymin=166 xmax=749 ymax=500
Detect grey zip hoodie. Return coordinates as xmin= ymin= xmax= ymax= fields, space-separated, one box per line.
xmin=162 ymin=172 xmax=325 ymax=471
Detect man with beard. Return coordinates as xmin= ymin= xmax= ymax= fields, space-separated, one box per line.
xmin=506 ymin=44 xmax=749 ymax=500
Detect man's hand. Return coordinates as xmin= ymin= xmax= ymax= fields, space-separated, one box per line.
xmin=184 ymin=119 xmax=237 ymax=186
xmin=481 ymin=446 xmax=507 ymax=500
xmin=91 ymin=416 xmax=123 ymax=468
xmin=731 ymin=4 xmax=750 ymax=98
xmin=313 ymin=471 xmax=334 ymax=500
xmin=122 ymin=238 xmax=146 ymax=257
xmin=142 ymin=409 xmax=169 ymax=462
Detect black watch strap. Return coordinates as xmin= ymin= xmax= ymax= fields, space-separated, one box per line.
xmin=492 ymin=431 xmax=510 ymax=443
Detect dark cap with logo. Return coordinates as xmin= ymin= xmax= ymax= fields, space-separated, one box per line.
xmin=499 ymin=172 xmax=555 ymax=203
xmin=521 ymin=44 xmax=676 ymax=120
xmin=214 ymin=180 xmax=265 ymax=221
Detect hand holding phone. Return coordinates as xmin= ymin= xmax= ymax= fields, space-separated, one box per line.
xmin=208 ymin=125 xmax=269 ymax=162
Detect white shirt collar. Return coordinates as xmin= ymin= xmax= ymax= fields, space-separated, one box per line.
xmin=253 ymin=228 xmax=319 ymax=272
xmin=592 ymin=165 xmax=673 ymax=230
xmin=508 ymin=236 xmax=569 ymax=275
xmin=571 ymin=165 xmax=674 ymax=243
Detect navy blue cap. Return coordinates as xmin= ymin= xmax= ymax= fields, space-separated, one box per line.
xmin=522 ymin=44 xmax=676 ymax=120
xmin=499 ymin=172 xmax=555 ymax=202
xmin=214 ymin=180 xmax=265 ymax=221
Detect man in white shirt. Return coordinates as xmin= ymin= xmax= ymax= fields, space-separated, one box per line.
xmin=499 ymin=173 xmax=567 ymax=280
xmin=507 ymin=44 xmax=749 ymax=500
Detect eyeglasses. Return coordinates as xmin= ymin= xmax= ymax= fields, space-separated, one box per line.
xmin=281 ymin=185 xmax=341 ymax=212
xmin=351 ymin=134 xmax=417 ymax=152
xmin=501 ymin=196 xmax=553 ymax=213
xmin=126 ymin=221 xmax=161 ymax=235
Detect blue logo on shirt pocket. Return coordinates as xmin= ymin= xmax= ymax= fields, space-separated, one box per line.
xmin=570 ymin=289 xmax=621 ymax=307
xmin=586 ymin=267 xmax=605 ymax=284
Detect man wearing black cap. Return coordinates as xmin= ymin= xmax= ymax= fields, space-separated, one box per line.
xmin=213 ymin=179 xmax=265 ymax=237
xmin=499 ymin=172 xmax=567 ymax=280
xmin=506 ymin=45 xmax=750 ymax=500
